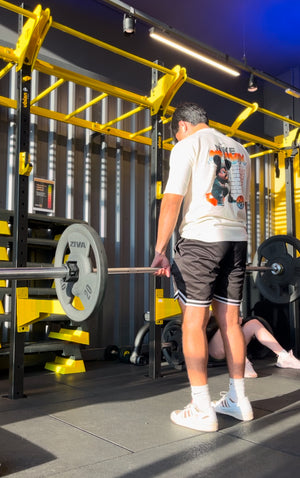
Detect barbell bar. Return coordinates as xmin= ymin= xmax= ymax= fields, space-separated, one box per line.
xmin=0 ymin=224 xmax=299 ymax=322
xmin=0 ymin=266 xmax=160 ymax=280
xmin=246 ymin=264 xmax=283 ymax=274
xmin=108 ymin=267 xmax=160 ymax=274
xmin=0 ymin=263 xmax=280 ymax=281
xmin=0 ymin=266 xmax=68 ymax=281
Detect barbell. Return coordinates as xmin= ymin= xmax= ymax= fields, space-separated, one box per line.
xmin=0 ymin=224 xmax=299 ymax=322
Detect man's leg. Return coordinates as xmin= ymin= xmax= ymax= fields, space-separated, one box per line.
xmin=211 ymin=300 xmax=253 ymax=421
xmin=170 ymin=303 xmax=218 ymax=431
xmin=208 ymin=329 xmax=226 ymax=360
xmin=181 ymin=304 xmax=210 ymax=385
xmin=212 ymin=300 xmax=245 ymax=378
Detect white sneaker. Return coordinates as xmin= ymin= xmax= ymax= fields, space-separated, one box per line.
xmin=170 ymin=403 xmax=218 ymax=432
xmin=212 ymin=392 xmax=254 ymax=421
xmin=276 ymin=350 xmax=300 ymax=369
xmin=244 ymin=358 xmax=258 ymax=378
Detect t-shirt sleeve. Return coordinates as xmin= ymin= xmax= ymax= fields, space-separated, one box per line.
xmin=164 ymin=141 xmax=193 ymax=196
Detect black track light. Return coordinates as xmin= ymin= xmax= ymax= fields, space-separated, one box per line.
xmin=123 ymin=8 xmax=136 ymax=36
xmin=248 ymin=73 xmax=258 ymax=92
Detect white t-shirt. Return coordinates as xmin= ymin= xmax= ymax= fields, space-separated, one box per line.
xmin=164 ymin=128 xmax=251 ymax=242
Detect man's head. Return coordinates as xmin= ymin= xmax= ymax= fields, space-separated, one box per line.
xmin=171 ymin=102 xmax=209 ymax=141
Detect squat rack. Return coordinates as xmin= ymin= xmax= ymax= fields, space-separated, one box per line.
xmin=0 ymin=1 xmax=299 ymax=392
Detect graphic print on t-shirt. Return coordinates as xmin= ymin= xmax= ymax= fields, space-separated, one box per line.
xmin=206 ymin=146 xmax=246 ymax=209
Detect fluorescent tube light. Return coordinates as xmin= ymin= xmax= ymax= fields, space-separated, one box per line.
xmin=285 ymin=88 xmax=300 ymax=99
xmin=149 ymin=28 xmax=240 ymax=77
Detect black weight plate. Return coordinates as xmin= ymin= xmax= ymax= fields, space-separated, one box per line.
xmin=252 ymin=235 xmax=300 ymax=304
xmin=161 ymin=318 xmax=184 ymax=367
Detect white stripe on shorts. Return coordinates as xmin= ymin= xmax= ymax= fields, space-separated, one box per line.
xmin=213 ymin=294 xmax=241 ymax=306
xmin=174 ymin=289 xmax=211 ymax=307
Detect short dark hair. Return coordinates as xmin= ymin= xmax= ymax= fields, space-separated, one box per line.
xmin=171 ymin=102 xmax=209 ymax=138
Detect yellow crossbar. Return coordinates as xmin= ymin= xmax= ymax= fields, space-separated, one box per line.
xmin=51 ymin=20 xmax=175 ymax=77
xmin=0 ymin=0 xmax=35 ymax=18
xmin=65 ymin=93 xmax=108 ymax=120
xmin=31 ymin=78 xmax=65 ymax=105
xmin=0 ymin=62 xmax=14 ymax=80
xmin=99 ymin=106 xmax=145 ymax=130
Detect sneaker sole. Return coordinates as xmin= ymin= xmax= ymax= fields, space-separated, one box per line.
xmin=276 ymin=363 xmax=300 ymax=369
xmin=214 ymin=407 xmax=253 ymax=421
xmin=170 ymin=411 xmax=218 ymax=432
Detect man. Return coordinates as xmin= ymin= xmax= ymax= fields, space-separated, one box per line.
xmin=151 ymin=102 xmax=253 ymax=432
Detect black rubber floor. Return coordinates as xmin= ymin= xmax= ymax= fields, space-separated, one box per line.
xmin=0 ymin=356 xmax=299 ymax=477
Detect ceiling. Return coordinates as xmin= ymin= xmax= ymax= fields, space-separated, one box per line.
xmin=121 ymin=0 xmax=300 ymax=79
xmin=2 ymin=0 xmax=300 ymax=85
xmin=1 ymin=0 xmax=300 ymax=134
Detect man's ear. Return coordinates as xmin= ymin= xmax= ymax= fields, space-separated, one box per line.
xmin=179 ymin=120 xmax=188 ymax=132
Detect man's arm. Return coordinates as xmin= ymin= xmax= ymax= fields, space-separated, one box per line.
xmin=151 ymin=193 xmax=183 ymax=276
xmin=155 ymin=193 xmax=183 ymax=253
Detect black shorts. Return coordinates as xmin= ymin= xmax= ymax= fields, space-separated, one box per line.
xmin=171 ymin=238 xmax=247 ymax=307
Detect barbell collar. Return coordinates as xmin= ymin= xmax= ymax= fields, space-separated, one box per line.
xmin=270 ymin=262 xmax=283 ymax=275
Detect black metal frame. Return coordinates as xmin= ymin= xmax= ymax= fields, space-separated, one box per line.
xmin=8 ymin=63 xmax=32 ymax=398
xmin=285 ymin=151 xmax=300 ymax=356
xmin=148 ymin=63 xmax=164 ymax=379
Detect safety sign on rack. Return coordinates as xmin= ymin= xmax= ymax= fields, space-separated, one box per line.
xmin=33 ymin=177 xmax=55 ymax=213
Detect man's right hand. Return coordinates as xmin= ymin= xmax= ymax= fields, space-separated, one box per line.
xmin=151 ymin=251 xmax=171 ymax=277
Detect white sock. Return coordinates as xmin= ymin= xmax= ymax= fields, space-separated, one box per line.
xmin=278 ymin=350 xmax=288 ymax=358
xmin=228 ymin=378 xmax=245 ymax=402
xmin=191 ymin=384 xmax=211 ymax=410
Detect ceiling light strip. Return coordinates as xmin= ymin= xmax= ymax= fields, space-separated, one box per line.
xmin=149 ymin=29 xmax=240 ymax=77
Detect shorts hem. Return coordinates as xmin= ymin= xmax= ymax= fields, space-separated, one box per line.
xmin=174 ymin=291 xmax=242 ymax=307
xmin=213 ymin=294 xmax=241 ymax=306
xmin=174 ymin=290 xmax=211 ymax=307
